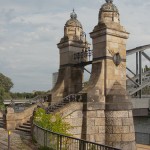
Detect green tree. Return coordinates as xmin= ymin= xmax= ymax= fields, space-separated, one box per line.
xmin=0 ymin=73 xmax=13 ymax=92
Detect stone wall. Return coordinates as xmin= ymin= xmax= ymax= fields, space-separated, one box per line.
xmin=6 ymin=104 xmax=37 ymax=130
xmin=53 ymin=102 xmax=105 ymax=144
xmin=0 ymin=111 xmax=3 ymax=117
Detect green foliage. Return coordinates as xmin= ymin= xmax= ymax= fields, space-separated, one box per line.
xmin=10 ymin=92 xmax=35 ymax=99
xmin=0 ymin=86 xmax=11 ymax=101
xmin=10 ymin=91 xmax=47 ymax=100
xmin=144 ymin=65 xmax=150 ymax=72
xmin=0 ymin=73 xmax=13 ymax=92
xmin=34 ymin=108 xmax=72 ymax=136
xmin=0 ymin=73 xmax=13 ymax=101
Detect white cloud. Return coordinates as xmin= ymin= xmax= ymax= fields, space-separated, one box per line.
xmin=0 ymin=0 xmax=149 ymax=92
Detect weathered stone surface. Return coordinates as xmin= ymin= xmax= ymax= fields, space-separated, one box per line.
xmin=95 ymin=118 xmax=105 ymax=126
xmin=87 ymin=126 xmax=99 ymax=134
xmin=69 ymin=127 xmax=82 ymax=135
xmin=106 ymin=111 xmax=129 ymax=118
xmin=95 ymin=134 xmax=105 ymax=143
xmin=122 ymin=118 xmax=134 ymax=126
xmin=98 ymin=126 xmax=105 ymax=133
xmin=122 ymin=133 xmax=135 ymax=141
xmin=7 ymin=107 xmax=14 ymax=114
xmin=106 ymin=134 xmax=122 ymax=142
xmin=86 ymin=118 xmax=95 ymax=126
xmin=113 ymin=126 xmax=130 ymax=133
xmin=106 ymin=118 xmax=122 ymax=126
xmin=96 ymin=110 xmax=105 ymax=117
xmin=87 ymin=111 xmax=97 ymax=118
xmin=70 ymin=111 xmax=83 ymax=118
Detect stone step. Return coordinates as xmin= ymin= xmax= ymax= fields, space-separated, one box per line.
xmin=0 ymin=121 xmax=3 ymax=124
xmin=27 ymin=120 xmax=31 ymax=123
xmin=23 ymin=122 xmax=31 ymax=126
xmin=20 ymin=124 xmax=31 ymax=129
xmin=16 ymin=126 xmax=31 ymax=133
xmin=0 ymin=117 xmax=5 ymax=128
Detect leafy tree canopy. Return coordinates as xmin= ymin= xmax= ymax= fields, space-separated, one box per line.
xmin=0 ymin=73 xmax=13 ymax=92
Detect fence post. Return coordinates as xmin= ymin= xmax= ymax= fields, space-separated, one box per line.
xmin=8 ymin=130 xmax=11 ymax=150
xmin=60 ymin=135 xmax=62 ymax=150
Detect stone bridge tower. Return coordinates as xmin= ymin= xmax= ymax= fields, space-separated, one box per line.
xmin=51 ymin=10 xmax=87 ymax=104
xmin=81 ymin=0 xmax=136 ymax=149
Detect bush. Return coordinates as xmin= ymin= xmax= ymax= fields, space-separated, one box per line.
xmin=34 ymin=108 xmax=72 ymax=136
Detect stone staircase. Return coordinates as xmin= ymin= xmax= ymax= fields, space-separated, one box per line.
xmin=0 ymin=117 xmax=5 ymax=128
xmin=16 ymin=120 xmax=31 ymax=133
xmin=46 ymin=94 xmax=83 ymax=113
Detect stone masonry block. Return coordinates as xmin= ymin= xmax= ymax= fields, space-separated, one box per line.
xmin=106 ymin=118 xmax=122 ymax=126
xmin=99 ymin=126 xmax=105 ymax=133
xmin=69 ymin=127 xmax=82 ymax=135
xmin=106 ymin=111 xmax=129 ymax=118
xmin=64 ymin=118 xmax=73 ymax=125
xmin=106 ymin=134 xmax=122 ymax=142
xmin=7 ymin=107 xmax=14 ymax=114
xmin=72 ymin=118 xmax=83 ymax=126
xmin=70 ymin=111 xmax=83 ymax=118
xmin=121 ymin=133 xmax=135 ymax=141
xmin=95 ymin=134 xmax=105 ymax=143
xmin=86 ymin=118 xmax=95 ymax=126
xmin=6 ymin=114 xmax=15 ymax=120
xmin=87 ymin=126 xmax=99 ymax=134
xmin=122 ymin=118 xmax=133 ymax=126
xmin=89 ymin=134 xmax=95 ymax=142
xmin=87 ymin=111 xmax=97 ymax=118
xmin=95 ymin=118 xmax=105 ymax=126
xmin=129 ymin=110 xmax=133 ymax=117
xmin=113 ymin=126 xmax=130 ymax=134
xmin=106 ymin=126 xmax=113 ymax=134
xmin=96 ymin=110 xmax=105 ymax=117
xmin=129 ymin=126 xmax=135 ymax=133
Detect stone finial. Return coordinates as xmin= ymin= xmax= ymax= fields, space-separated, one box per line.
xmin=106 ymin=0 xmax=113 ymax=3
xmin=70 ymin=9 xmax=77 ymax=19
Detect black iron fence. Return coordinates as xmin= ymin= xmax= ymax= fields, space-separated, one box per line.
xmin=33 ymin=123 xmax=120 ymax=150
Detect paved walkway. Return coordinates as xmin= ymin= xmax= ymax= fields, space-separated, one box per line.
xmin=0 ymin=128 xmax=38 ymax=150
xmin=0 ymin=128 xmax=150 ymax=150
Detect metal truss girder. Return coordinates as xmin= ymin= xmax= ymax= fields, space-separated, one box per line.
xmin=142 ymin=52 xmax=150 ymax=61
xmin=128 ymin=80 xmax=150 ymax=95
xmin=127 ymin=44 xmax=150 ymax=56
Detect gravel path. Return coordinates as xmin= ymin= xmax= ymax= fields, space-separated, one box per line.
xmin=0 ymin=128 xmax=38 ymax=150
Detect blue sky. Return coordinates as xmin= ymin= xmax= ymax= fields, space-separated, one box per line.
xmin=0 ymin=0 xmax=149 ymax=92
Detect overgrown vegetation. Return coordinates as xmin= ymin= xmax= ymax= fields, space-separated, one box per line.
xmin=34 ymin=108 xmax=73 ymax=150
xmin=34 ymin=108 xmax=72 ymax=136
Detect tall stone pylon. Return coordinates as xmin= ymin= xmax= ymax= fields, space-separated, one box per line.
xmin=82 ymin=0 xmax=136 ymax=149
xmin=51 ymin=10 xmax=87 ymax=104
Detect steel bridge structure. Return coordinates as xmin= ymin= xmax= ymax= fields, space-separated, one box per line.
xmin=73 ymin=44 xmax=150 ymax=98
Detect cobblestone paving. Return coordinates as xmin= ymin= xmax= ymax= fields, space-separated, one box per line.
xmin=0 ymin=128 xmax=38 ymax=150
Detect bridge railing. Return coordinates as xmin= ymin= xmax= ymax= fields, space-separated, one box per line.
xmin=33 ymin=123 xmax=120 ymax=150
xmin=6 ymin=94 xmax=49 ymax=112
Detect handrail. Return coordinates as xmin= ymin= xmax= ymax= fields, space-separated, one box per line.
xmin=33 ymin=122 xmax=121 ymax=150
xmin=46 ymin=93 xmax=84 ymax=114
